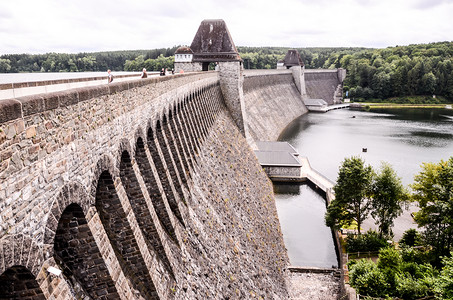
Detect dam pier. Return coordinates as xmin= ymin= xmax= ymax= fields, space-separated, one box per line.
xmin=0 ymin=19 xmax=348 ymax=299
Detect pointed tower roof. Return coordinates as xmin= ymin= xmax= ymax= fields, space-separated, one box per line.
xmin=283 ymin=49 xmax=304 ymax=67
xmin=190 ymin=19 xmax=241 ymax=62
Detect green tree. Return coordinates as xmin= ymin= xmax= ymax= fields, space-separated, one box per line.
xmin=399 ymin=229 xmax=422 ymax=247
xmin=371 ymin=162 xmax=408 ymax=237
xmin=0 ymin=58 xmax=12 ymax=72
xmin=435 ymin=253 xmax=453 ymax=299
xmin=325 ymin=156 xmax=374 ymax=234
xmin=411 ymin=157 xmax=453 ymax=263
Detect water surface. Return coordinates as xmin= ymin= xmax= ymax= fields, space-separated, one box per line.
xmin=279 ymin=108 xmax=453 ymax=185
xmin=274 ymin=183 xmax=338 ymax=268
xmin=274 ymin=107 xmax=453 ymax=267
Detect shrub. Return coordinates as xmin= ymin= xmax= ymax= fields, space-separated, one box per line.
xmin=399 ymin=228 xmax=422 ymax=247
xmin=395 ymin=273 xmax=432 ymax=300
xmin=435 ymin=253 xmax=453 ymax=299
xmin=349 ymin=259 xmax=389 ymax=297
xmin=346 ymin=230 xmax=389 ymax=253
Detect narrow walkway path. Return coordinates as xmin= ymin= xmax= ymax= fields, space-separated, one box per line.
xmin=300 ymin=156 xmax=335 ymax=202
xmin=0 ymin=72 xmax=162 ymax=100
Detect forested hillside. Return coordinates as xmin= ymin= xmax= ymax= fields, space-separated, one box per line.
xmin=0 ymin=47 xmax=178 ymax=73
xmin=1 ymin=42 xmax=452 ymax=101
xmin=330 ymin=42 xmax=453 ymax=102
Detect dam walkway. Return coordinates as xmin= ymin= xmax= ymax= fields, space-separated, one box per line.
xmin=0 ymin=72 xmax=160 ymax=101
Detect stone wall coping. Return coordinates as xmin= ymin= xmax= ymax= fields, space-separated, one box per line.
xmin=0 ymin=73 xmax=145 ymax=91
xmin=0 ymin=72 xmax=212 ymax=124
xmin=243 ymin=69 xmax=292 ymax=77
xmin=304 ymin=69 xmax=341 ymax=73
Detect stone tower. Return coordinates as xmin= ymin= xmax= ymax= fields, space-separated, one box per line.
xmin=283 ymin=49 xmax=306 ymax=97
xmin=176 ymin=19 xmax=249 ymax=139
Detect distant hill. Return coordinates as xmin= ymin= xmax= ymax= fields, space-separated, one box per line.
xmin=1 ymin=42 xmax=452 ymax=101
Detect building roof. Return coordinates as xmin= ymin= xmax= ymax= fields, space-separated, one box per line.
xmin=189 ymin=19 xmax=241 ymax=62
xmin=304 ymin=99 xmax=328 ymax=107
xmin=254 ymin=151 xmax=302 ymax=167
xmin=175 ymin=46 xmax=193 ymax=54
xmin=283 ymin=49 xmax=304 ymax=67
xmin=256 ymin=141 xmax=298 ymax=154
xmin=255 ymin=141 xmax=301 ymax=167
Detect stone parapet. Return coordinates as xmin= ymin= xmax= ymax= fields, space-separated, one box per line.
xmin=0 ymin=72 xmax=214 ymax=124
xmin=0 ymin=73 xmax=142 ymax=91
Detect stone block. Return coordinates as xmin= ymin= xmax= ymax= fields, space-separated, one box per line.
xmin=14 ymin=120 xmax=25 ymax=134
xmin=78 ymin=85 xmax=109 ymax=102
xmin=42 ymin=93 xmax=59 ymax=110
xmin=0 ymin=99 xmax=22 ymax=123
xmin=0 ymin=131 xmax=6 ymax=145
xmin=26 ymin=126 xmax=37 ymax=138
xmin=16 ymin=95 xmax=46 ymax=117
xmin=0 ymin=83 xmax=13 ymax=90
xmin=0 ymin=148 xmax=13 ymax=161
xmin=108 ymin=82 xmax=130 ymax=95
xmin=57 ymin=90 xmax=79 ymax=108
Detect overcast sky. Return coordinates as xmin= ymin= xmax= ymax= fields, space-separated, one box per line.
xmin=1 ymin=0 xmax=452 ymax=55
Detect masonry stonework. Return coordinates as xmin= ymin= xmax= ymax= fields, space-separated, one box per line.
xmin=173 ymin=62 xmax=202 ymax=73
xmin=243 ymin=70 xmax=309 ymax=142
xmin=218 ymin=61 xmax=250 ymax=140
xmin=0 ymin=71 xmax=290 ymax=299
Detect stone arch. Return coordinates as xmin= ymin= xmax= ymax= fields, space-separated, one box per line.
xmin=186 ymin=92 xmax=203 ymax=148
xmin=133 ymin=126 xmax=147 ymax=157
xmin=192 ymin=90 xmax=207 ymax=140
xmin=90 ymin=153 xmax=118 ymax=201
xmin=119 ymin=149 xmax=174 ymax=277
xmin=134 ymin=134 xmax=177 ymax=243
xmin=162 ymin=105 xmax=171 ymax=120
xmin=146 ymin=117 xmax=158 ymax=139
xmin=160 ymin=111 xmax=188 ymax=191
xmin=181 ymin=95 xmax=200 ymax=152
xmin=116 ymin=138 xmax=133 ymax=171
xmin=0 ymin=265 xmax=45 ymax=299
xmin=53 ymin=203 xmax=121 ymax=299
xmin=148 ymin=122 xmax=185 ymax=226
xmin=0 ymin=234 xmax=44 ymax=278
xmin=171 ymin=100 xmax=195 ymax=172
xmin=43 ymin=181 xmax=90 ymax=246
xmin=95 ymin=169 xmax=158 ymax=299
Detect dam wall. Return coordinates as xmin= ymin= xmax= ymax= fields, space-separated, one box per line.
xmin=243 ymin=70 xmax=308 ymax=142
xmin=305 ymin=69 xmax=345 ymax=105
xmin=0 ymin=72 xmax=289 ymax=299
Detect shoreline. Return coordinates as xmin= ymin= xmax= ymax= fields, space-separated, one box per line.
xmin=351 ymin=103 xmax=453 ymax=109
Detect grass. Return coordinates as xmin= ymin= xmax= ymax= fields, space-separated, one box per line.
xmin=365 ymin=103 xmax=452 ymax=109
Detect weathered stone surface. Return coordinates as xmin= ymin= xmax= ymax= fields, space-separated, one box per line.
xmin=243 ymin=71 xmax=308 ymax=142
xmin=0 ymin=99 xmax=22 ymax=123
xmin=0 ymin=63 xmax=346 ymax=298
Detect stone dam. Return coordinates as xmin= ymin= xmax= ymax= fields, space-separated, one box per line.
xmin=0 ymin=20 xmax=346 ymax=300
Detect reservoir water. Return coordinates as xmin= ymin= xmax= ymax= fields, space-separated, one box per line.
xmin=274 ymin=107 xmax=453 ymax=268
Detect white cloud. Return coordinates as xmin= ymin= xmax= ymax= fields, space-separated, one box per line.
xmin=0 ymin=0 xmax=452 ymax=55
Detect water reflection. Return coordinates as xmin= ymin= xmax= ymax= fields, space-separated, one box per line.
xmin=278 ymin=108 xmax=453 ymax=185
xmin=274 ymin=183 xmax=338 ymax=268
